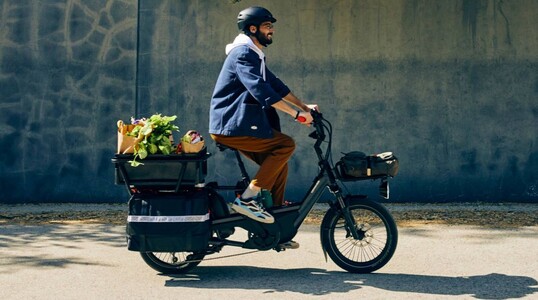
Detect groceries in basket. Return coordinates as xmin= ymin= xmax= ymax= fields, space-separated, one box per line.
xmin=116 ymin=114 xmax=179 ymax=166
xmin=117 ymin=120 xmax=144 ymax=154
xmin=179 ymin=130 xmax=205 ymax=153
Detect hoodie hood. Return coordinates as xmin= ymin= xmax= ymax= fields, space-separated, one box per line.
xmin=225 ymin=34 xmax=266 ymax=81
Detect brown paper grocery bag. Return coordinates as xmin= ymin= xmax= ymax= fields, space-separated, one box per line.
xmin=117 ymin=120 xmax=143 ymax=154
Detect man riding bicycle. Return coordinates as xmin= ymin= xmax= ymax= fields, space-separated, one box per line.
xmin=209 ymin=6 xmax=318 ymax=226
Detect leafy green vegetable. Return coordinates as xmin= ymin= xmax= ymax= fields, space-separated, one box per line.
xmin=127 ymin=114 xmax=179 ymax=167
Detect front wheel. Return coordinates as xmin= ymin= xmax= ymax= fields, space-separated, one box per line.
xmin=140 ymin=251 xmax=205 ymax=274
xmin=320 ymin=196 xmax=398 ymax=273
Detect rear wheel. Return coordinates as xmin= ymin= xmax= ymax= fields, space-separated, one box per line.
xmin=140 ymin=251 xmax=205 ymax=274
xmin=321 ymin=197 xmax=398 ymax=273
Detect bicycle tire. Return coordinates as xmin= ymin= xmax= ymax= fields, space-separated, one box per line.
xmin=320 ymin=196 xmax=398 ymax=273
xmin=140 ymin=251 xmax=205 ymax=274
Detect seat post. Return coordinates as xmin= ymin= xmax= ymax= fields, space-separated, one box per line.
xmin=216 ymin=143 xmax=251 ymax=187
xmin=233 ymin=149 xmax=251 ymax=185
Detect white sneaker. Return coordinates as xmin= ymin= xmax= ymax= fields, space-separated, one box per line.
xmin=231 ymin=197 xmax=274 ymax=224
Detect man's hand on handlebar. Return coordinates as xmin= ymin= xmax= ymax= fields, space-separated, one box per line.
xmin=296 ymin=104 xmax=319 ymax=126
xmin=296 ymin=111 xmax=313 ymax=125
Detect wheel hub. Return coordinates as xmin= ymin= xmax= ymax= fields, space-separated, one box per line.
xmin=346 ymin=223 xmax=373 ymax=244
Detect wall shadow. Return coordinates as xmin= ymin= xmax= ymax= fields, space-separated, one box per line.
xmin=164 ymin=266 xmax=538 ymax=299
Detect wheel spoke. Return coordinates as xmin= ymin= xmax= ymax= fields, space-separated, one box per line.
xmin=333 ymin=213 xmax=388 ymax=263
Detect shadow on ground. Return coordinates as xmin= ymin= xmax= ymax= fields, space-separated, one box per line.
xmin=0 ymin=224 xmax=125 ymax=274
xmin=165 ymin=266 xmax=538 ymax=299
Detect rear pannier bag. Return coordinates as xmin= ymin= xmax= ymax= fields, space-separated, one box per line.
xmin=127 ymin=189 xmax=210 ymax=252
xmin=336 ymin=151 xmax=399 ymax=179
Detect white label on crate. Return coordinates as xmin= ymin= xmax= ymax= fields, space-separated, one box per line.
xmin=127 ymin=213 xmax=210 ymax=223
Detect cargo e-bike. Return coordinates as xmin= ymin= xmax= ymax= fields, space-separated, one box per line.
xmin=112 ymin=110 xmax=398 ymax=274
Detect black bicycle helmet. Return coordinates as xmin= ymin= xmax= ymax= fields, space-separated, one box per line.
xmin=237 ymin=6 xmax=276 ymax=33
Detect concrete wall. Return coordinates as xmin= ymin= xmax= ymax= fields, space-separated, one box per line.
xmin=1 ymin=0 xmax=536 ymax=203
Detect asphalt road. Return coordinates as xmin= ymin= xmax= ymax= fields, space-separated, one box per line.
xmin=1 ymin=223 xmax=537 ymax=300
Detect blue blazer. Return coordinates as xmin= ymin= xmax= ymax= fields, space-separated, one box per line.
xmin=209 ymin=45 xmax=290 ymax=138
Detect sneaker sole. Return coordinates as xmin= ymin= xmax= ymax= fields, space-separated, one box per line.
xmin=279 ymin=242 xmax=300 ymax=249
xmin=232 ymin=203 xmax=274 ymax=224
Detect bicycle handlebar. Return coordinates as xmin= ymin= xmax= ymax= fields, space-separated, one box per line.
xmin=308 ymin=109 xmax=334 ymax=169
xmin=310 ymin=109 xmax=322 ymax=122
xmin=310 ymin=109 xmax=324 ymax=138
xmin=308 ymin=109 xmax=327 ymax=159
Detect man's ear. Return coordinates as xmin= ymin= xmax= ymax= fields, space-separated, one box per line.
xmin=249 ymin=25 xmax=257 ymax=34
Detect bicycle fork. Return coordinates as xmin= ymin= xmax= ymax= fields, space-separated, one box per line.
xmin=320 ymin=184 xmax=361 ymax=263
xmin=329 ymin=185 xmax=361 ymax=240
xmin=300 ymin=171 xmax=361 ymax=241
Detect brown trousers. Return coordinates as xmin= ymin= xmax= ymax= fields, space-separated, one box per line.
xmin=210 ymin=130 xmax=296 ymax=206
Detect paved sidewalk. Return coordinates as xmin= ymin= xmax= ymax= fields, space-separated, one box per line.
xmin=1 ymin=223 xmax=537 ymax=299
xmin=1 ymin=202 xmax=537 ymax=299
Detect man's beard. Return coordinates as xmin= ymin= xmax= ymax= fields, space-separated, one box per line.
xmin=256 ymin=31 xmax=273 ymax=47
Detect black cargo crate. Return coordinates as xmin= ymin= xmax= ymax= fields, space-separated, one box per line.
xmin=112 ymin=150 xmax=210 ymax=192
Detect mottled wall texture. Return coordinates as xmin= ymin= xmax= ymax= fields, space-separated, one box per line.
xmin=1 ymin=0 xmax=537 ymax=203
